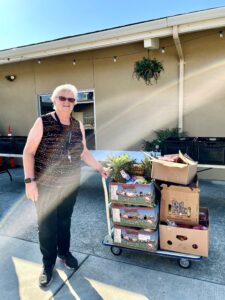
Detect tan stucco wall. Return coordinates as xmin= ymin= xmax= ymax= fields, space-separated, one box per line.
xmin=182 ymin=30 xmax=225 ymax=180
xmin=0 ymin=28 xmax=225 ymax=179
xmin=0 ymin=61 xmax=37 ymax=135
xmin=0 ymin=40 xmax=179 ymax=147
xmin=93 ymin=41 xmax=178 ymax=150
xmin=183 ymin=30 xmax=225 ymax=137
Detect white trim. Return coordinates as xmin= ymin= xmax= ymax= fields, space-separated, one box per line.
xmin=1 ymin=7 xmax=225 ymax=64
xmin=0 ymin=153 xmax=23 ymax=158
xmin=37 ymin=95 xmax=41 ymax=116
xmin=173 ymin=26 xmax=184 ymax=131
xmin=178 ymin=60 xmax=184 ymax=131
xmin=198 ymin=164 xmax=225 ymax=169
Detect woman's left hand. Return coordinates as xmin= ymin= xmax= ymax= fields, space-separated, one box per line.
xmin=98 ymin=166 xmax=109 ymax=178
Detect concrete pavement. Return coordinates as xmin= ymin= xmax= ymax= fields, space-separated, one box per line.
xmin=0 ymin=235 xmax=224 ymax=300
xmin=0 ymin=167 xmax=225 ymax=299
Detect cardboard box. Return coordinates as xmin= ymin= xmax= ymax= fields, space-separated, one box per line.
xmin=110 ymin=182 xmax=155 ymax=207
xmin=151 ymin=153 xmax=197 ymax=185
xmin=113 ymin=225 xmax=158 ymax=252
xmin=112 ymin=204 xmax=159 ymax=229
xmin=160 ymin=184 xmax=200 ymax=225
xmin=159 ymin=208 xmax=209 ymax=257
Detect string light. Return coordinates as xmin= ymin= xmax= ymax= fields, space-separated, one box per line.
xmin=4 ymin=30 xmax=220 ymax=65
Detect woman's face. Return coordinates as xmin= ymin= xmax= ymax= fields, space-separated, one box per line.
xmin=54 ymin=90 xmax=76 ymax=114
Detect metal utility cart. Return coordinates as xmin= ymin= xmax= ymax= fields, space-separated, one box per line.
xmin=101 ymin=177 xmax=204 ymax=269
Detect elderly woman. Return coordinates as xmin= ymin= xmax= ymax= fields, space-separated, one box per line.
xmin=23 ymin=84 xmax=108 ymax=288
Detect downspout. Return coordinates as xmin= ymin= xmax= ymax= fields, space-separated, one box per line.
xmin=173 ymin=26 xmax=184 ymax=132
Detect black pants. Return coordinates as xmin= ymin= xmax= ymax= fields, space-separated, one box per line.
xmin=35 ymin=184 xmax=79 ymax=267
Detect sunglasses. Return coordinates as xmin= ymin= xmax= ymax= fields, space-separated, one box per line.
xmin=57 ymin=96 xmax=76 ymax=103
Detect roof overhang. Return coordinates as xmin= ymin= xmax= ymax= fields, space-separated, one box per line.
xmin=1 ymin=7 xmax=225 ymax=65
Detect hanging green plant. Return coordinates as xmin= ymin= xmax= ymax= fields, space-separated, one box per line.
xmin=133 ymin=57 xmax=164 ymax=85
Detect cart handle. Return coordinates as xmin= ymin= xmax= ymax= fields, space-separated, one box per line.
xmin=102 ymin=177 xmax=111 ymax=236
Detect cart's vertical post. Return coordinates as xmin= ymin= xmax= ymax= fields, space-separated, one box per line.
xmin=102 ymin=177 xmax=111 ymax=236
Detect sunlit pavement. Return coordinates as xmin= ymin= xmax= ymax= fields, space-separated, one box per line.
xmin=0 ymin=167 xmax=225 ymax=300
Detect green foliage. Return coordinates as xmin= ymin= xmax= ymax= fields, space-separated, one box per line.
xmin=106 ymin=154 xmax=136 ymax=183
xmin=141 ymin=155 xmax=152 ymax=182
xmin=142 ymin=127 xmax=188 ymax=152
xmin=133 ymin=57 xmax=164 ymax=85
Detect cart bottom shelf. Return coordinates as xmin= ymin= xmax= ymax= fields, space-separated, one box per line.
xmin=103 ymin=234 xmax=203 ymax=268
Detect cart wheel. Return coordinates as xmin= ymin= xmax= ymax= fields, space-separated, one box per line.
xmin=110 ymin=246 xmax=122 ymax=256
xmin=178 ymin=258 xmax=191 ymax=269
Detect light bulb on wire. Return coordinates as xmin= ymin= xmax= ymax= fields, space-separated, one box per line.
xmin=161 ymin=47 xmax=165 ymax=54
xmin=113 ymin=56 xmax=117 ymax=62
xmin=219 ymin=31 xmax=224 ymax=38
xmin=37 ymin=59 xmax=41 ymax=64
xmin=73 ymin=59 xmax=76 ymax=65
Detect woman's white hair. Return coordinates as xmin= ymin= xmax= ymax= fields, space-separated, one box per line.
xmin=51 ymin=84 xmax=78 ymax=109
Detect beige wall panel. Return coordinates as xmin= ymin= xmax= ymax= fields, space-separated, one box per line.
xmin=183 ymin=30 xmax=225 ymax=137
xmin=0 ymin=30 xmax=225 ymax=179
xmin=181 ymin=30 xmax=225 ymax=179
xmin=0 ymin=61 xmax=37 ymax=135
xmin=34 ymin=54 xmax=94 ymax=95
xmin=0 ymin=42 xmax=178 ymax=144
xmin=93 ymin=42 xmax=178 ymax=149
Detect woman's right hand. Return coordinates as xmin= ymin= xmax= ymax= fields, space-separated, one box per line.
xmin=25 ymin=182 xmax=39 ymax=202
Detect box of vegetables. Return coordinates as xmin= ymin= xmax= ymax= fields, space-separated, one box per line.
xmin=112 ymin=204 xmax=159 ymax=229
xmin=106 ymin=154 xmax=156 ymax=207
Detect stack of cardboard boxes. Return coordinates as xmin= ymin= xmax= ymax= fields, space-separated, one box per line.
xmin=151 ymin=153 xmax=209 ymax=257
xmin=109 ymin=181 xmax=159 ymax=252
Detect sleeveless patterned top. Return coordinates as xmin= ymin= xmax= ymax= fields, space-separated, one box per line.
xmin=35 ymin=113 xmax=83 ymax=187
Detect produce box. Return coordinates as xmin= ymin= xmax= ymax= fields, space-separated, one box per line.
xmin=110 ymin=182 xmax=155 ymax=207
xmin=113 ymin=225 xmax=158 ymax=252
xmin=112 ymin=204 xmax=159 ymax=229
xmin=151 ymin=152 xmax=197 ymax=185
xmin=160 ymin=183 xmax=200 ymax=225
xmin=159 ymin=208 xmax=209 ymax=257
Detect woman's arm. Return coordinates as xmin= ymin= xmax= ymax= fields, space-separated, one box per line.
xmin=23 ymin=117 xmax=43 ymax=201
xmin=79 ymin=122 xmax=108 ymax=178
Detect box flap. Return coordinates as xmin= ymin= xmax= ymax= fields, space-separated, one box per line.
xmin=161 ymin=183 xmax=200 ymax=193
xmin=151 ymin=157 xmax=188 ymax=169
xmin=179 ymin=151 xmax=197 ymax=166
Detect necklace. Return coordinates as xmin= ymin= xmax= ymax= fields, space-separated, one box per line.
xmin=54 ymin=112 xmax=73 ymax=163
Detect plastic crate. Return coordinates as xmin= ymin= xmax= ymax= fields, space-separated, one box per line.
xmin=194 ymin=137 xmax=225 ymax=165
xmin=0 ymin=137 xmax=13 ymax=153
xmin=0 ymin=136 xmax=27 ymax=154
xmin=12 ymin=136 xmax=27 ymax=154
xmin=162 ymin=137 xmax=196 ymax=159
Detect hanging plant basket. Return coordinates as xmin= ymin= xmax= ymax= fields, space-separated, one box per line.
xmin=133 ymin=57 xmax=164 ymax=85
